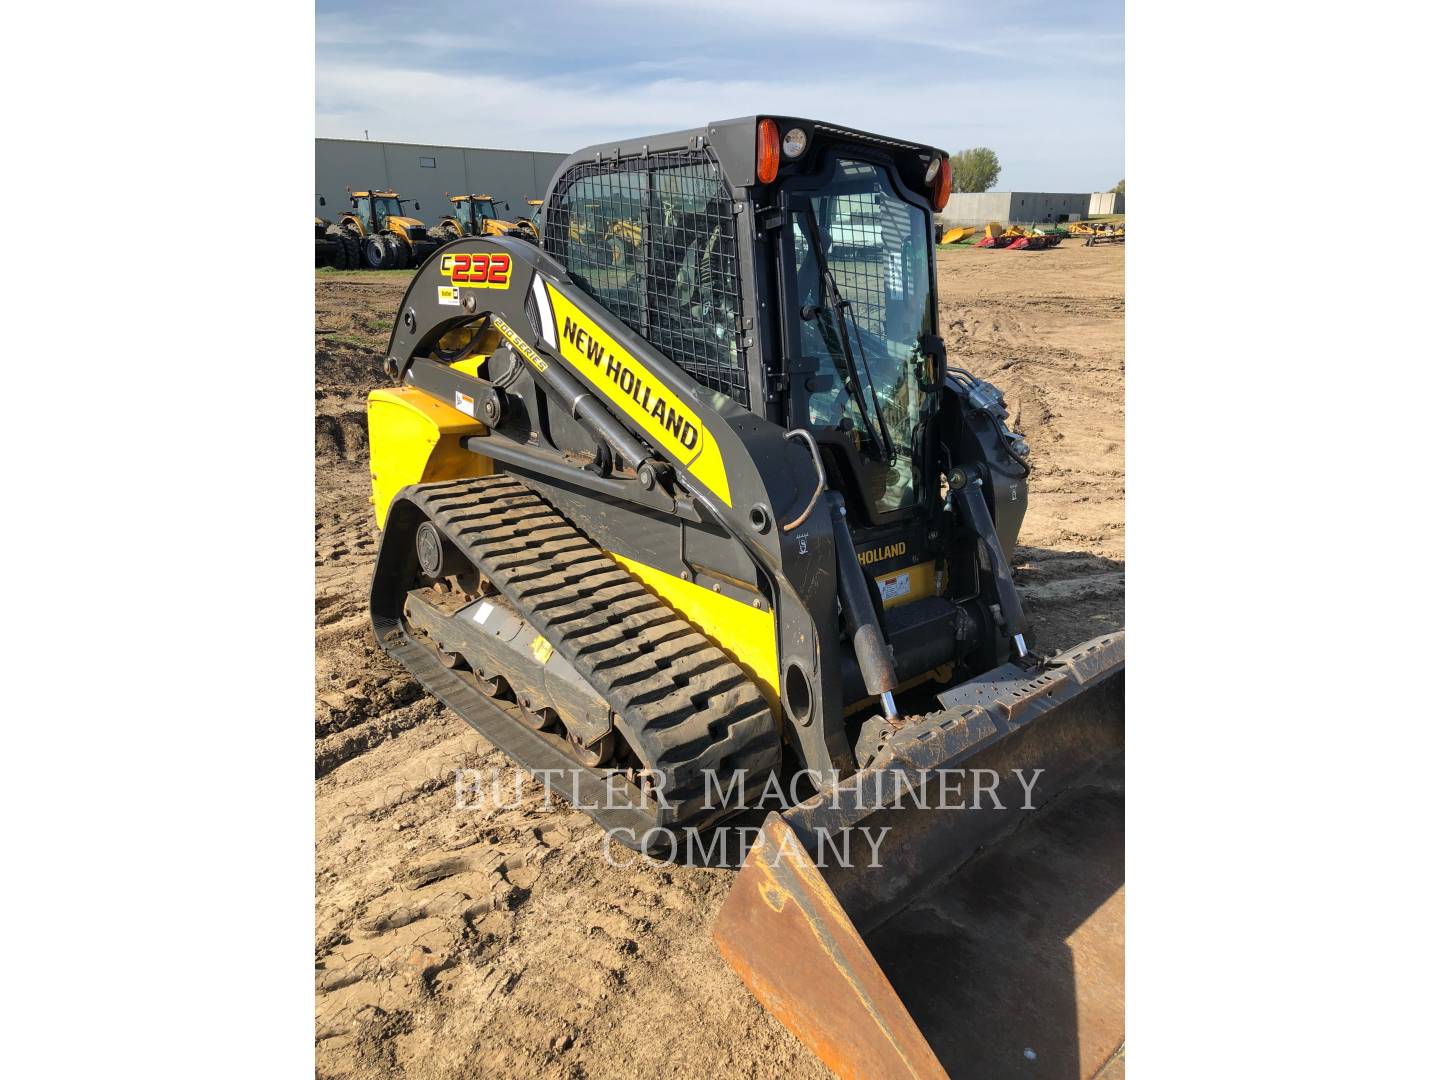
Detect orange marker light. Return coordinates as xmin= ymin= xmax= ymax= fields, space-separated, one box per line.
xmin=932 ymin=156 xmax=952 ymax=211
xmin=757 ymin=119 xmax=780 ymax=184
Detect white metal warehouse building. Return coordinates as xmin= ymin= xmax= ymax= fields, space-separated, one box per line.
xmin=939 ymin=190 xmax=1125 ymax=228
xmin=315 ymin=138 xmax=568 ymax=228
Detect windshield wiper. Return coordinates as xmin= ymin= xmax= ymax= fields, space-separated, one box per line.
xmin=798 ymin=204 xmax=897 ymax=465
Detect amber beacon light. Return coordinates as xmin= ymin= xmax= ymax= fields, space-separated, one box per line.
xmin=757 ymin=119 xmax=780 ymax=184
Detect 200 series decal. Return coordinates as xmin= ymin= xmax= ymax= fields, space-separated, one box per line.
xmin=439 ymin=252 xmax=511 ymax=289
xmin=491 ymin=316 xmax=548 ymax=374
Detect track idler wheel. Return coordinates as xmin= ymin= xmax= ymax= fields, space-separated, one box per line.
xmin=414 ymin=521 xmax=470 ymax=582
xmin=416 ymin=521 xmax=445 ymax=578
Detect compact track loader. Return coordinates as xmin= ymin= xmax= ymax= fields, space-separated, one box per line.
xmin=366 ymin=116 xmax=1125 ymax=1077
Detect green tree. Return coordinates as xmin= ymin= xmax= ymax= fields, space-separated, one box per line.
xmin=1111 ymin=179 xmax=1125 ymax=196
xmin=949 ymin=147 xmax=1002 ymax=193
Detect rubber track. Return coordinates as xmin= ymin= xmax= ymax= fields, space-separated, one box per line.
xmin=402 ymin=475 xmax=779 ymax=827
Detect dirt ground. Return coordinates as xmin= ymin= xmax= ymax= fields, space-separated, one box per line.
xmin=314 ymin=242 xmax=1125 ymax=1078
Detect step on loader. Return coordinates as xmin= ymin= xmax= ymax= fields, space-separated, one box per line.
xmin=365 ymin=116 xmax=1125 ymax=1077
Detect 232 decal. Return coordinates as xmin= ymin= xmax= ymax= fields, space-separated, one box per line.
xmin=439 ymin=252 xmax=511 ymax=289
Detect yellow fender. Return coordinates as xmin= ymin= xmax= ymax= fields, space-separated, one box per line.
xmin=367 ymin=387 xmax=490 ymax=529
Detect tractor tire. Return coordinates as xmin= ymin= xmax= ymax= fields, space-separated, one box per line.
xmin=338 ymin=232 xmax=360 ymax=269
xmin=362 ymin=235 xmax=391 ymax=270
xmin=326 ymin=225 xmax=358 ymax=270
xmin=386 ymin=234 xmax=409 ymax=269
xmin=342 ymin=227 xmax=364 ymax=269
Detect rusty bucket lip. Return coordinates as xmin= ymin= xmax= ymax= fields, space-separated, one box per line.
xmin=780 ymin=630 xmax=1125 ymax=844
xmin=713 ymin=630 xmax=1126 ymax=1080
xmin=713 ymin=810 xmax=952 ymax=1080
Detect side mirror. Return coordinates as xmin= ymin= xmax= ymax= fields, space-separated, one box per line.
xmin=318 ymin=195 xmax=327 ymax=207
xmin=503 ymin=202 xmax=511 ymax=211
xmin=414 ymin=202 xmax=421 ymax=211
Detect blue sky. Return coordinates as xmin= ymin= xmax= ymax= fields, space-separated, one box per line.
xmin=316 ymin=0 xmax=1123 ymax=192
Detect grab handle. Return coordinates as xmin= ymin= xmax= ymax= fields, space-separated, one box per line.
xmin=781 ymin=429 xmax=827 ymax=533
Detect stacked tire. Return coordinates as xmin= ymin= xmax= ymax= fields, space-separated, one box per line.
xmin=363 ymin=233 xmax=408 ymax=270
xmin=326 ymin=225 xmax=360 ymax=270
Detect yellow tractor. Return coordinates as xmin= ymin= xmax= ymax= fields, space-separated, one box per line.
xmin=428 ymin=194 xmax=539 ymax=244
xmin=337 ymin=189 xmax=439 ymax=270
xmin=365 ymin=116 xmax=1124 ymax=1077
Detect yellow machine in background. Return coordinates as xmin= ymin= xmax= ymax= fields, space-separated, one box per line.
xmin=338 ymin=189 xmax=439 ymax=270
xmin=315 ymin=195 xmax=360 ymax=269
xmin=976 ymin=222 xmax=1063 ymax=250
xmin=430 ymin=194 xmax=540 ymax=243
xmin=1070 ymin=220 xmax=1126 ymax=244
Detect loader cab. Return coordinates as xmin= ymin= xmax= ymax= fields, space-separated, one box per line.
xmin=541 ymin=117 xmax=948 ymax=527
xmin=775 ymin=153 xmax=939 ymax=521
xmin=451 ymin=195 xmax=504 ymax=236
xmin=352 ymin=192 xmax=406 ymax=234
xmin=543 ymin=150 xmax=750 ymax=409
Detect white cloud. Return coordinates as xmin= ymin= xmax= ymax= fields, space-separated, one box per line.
xmin=316 ymin=60 xmax=1121 ymax=190
xmin=314 ymin=1 xmax=1123 ymax=190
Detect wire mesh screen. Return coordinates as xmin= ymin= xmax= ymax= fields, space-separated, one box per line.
xmin=790 ymin=161 xmax=915 ymax=341
xmin=544 ymin=149 xmax=748 ymax=407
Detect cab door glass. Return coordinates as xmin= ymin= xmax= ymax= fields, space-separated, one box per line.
xmin=786 ymin=159 xmax=935 ymax=515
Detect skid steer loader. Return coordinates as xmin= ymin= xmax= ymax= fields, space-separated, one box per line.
xmin=366 ymin=116 xmax=1125 ymax=1077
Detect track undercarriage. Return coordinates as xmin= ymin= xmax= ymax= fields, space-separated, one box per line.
xmin=371 ymin=475 xmax=779 ymax=845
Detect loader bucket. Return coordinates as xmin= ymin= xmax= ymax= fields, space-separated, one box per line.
xmin=714 ymin=632 xmax=1125 ymax=1080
